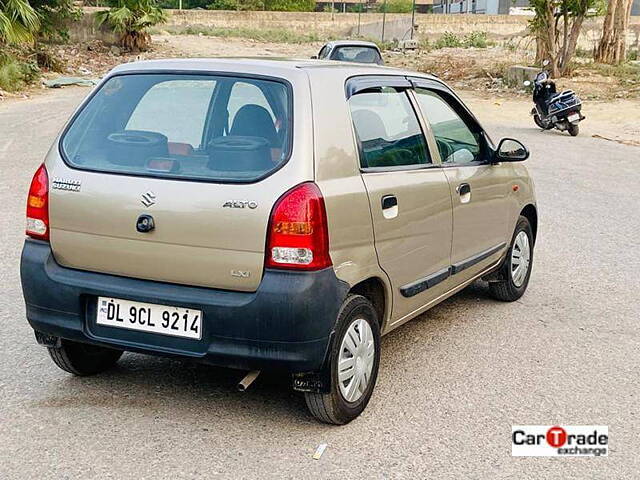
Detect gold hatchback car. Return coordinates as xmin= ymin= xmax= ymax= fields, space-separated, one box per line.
xmin=21 ymin=59 xmax=537 ymax=424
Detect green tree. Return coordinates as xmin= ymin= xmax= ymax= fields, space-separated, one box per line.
xmin=265 ymin=0 xmax=315 ymax=11
xmin=529 ymin=0 xmax=601 ymax=77
xmin=377 ymin=0 xmax=413 ymax=13
xmin=96 ymin=0 xmax=167 ymax=51
xmin=30 ymin=0 xmax=82 ymax=42
xmin=0 ymin=0 xmax=40 ymax=45
xmin=206 ymin=0 xmax=264 ymax=9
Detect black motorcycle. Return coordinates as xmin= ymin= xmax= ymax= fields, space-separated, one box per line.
xmin=525 ymin=63 xmax=584 ymax=136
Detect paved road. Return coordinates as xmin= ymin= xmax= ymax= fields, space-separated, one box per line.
xmin=1 ymin=88 xmax=638 ymax=479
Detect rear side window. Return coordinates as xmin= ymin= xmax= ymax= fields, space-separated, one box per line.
xmin=349 ymin=88 xmax=431 ymax=169
xmin=61 ymin=74 xmax=291 ymax=183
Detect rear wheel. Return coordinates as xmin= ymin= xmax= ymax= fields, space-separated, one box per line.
xmin=304 ymin=295 xmax=381 ymax=425
xmin=488 ymin=216 xmax=534 ymax=302
xmin=568 ymin=123 xmax=579 ymax=136
xmin=48 ymin=339 xmax=123 ymax=376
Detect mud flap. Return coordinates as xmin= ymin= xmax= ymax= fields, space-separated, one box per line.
xmin=34 ymin=330 xmax=62 ymax=348
xmin=292 ymin=332 xmax=335 ymax=394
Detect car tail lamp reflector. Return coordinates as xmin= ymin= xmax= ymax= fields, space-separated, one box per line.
xmin=26 ymin=164 xmax=49 ymax=241
xmin=265 ymin=182 xmax=332 ymax=271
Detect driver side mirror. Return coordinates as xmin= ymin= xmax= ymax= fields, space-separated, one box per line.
xmin=495 ymin=138 xmax=529 ymax=162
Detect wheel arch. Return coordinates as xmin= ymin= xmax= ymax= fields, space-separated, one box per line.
xmin=348 ymin=276 xmax=389 ymax=333
xmin=520 ymin=204 xmax=538 ymax=244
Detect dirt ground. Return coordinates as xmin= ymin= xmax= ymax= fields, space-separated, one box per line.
xmin=2 ymin=34 xmax=638 ymax=146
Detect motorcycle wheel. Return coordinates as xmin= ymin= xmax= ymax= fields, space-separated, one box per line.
xmin=533 ymin=114 xmax=547 ymax=129
xmin=568 ymin=123 xmax=580 ymax=136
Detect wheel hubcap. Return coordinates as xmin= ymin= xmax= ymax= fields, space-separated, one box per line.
xmin=338 ymin=318 xmax=375 ymax=403
xmin=511 ymin=231 xmax=531 ymax=287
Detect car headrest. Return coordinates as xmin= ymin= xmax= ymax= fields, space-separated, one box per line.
xmin=230 ymin=105 xmax=279 ymax=147
xmin=351 ymin=109 xmax=388 ymax=142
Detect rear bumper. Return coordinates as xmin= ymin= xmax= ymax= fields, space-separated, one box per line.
xmin=21 ymin=239 xmax=349 ymax=372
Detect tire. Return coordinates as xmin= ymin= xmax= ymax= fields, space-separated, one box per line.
xmin=568 ymin=123 xmax=579 ymax=136
xmin=48 ymin=339 xmax=123 ymax=376
xmin=533 ymin=114 xmax=546 ymax=129
xmin=304 ymin=295 xmax=381 ymax=425
xmin=488 ymin=216 xmax=534 ymax=302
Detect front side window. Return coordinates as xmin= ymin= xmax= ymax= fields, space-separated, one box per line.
xmin=349 ymin=88 xmax=431 ymax=169
xmin=415 ymin=88 xmax=482 ymax=165
xmin=61 ymin=74 xmax=291 ymax=182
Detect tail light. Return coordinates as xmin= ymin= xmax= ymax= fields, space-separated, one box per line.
xmin=26 ymin=164 xmax=49 ymax=241
xmin=265 ymin=182 xmax=331 ymax=271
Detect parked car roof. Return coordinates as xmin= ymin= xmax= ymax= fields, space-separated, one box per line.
xmin=322 ymin=40 xmax=381 ymax=49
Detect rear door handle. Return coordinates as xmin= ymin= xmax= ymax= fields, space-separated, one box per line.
xmin=457 ymin=183 xmax=471 ymax=196
xmin=381 ymin=195 xmax=398 ymax=219
xmin=381 ymin=195 xmax=397 ymax=210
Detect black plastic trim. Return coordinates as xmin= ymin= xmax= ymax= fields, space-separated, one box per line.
xmin=451 ymin=243 xmax=506 ymax=275
xmin=345 ymin=75 xmax=412 ymax=99
xmin=400 ymin=266 xmax=451 ymax=298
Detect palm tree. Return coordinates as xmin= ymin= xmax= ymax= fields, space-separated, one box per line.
xmin=0 ymin=0 xmax=41 ymax=45
xmin=95 ymin=0 xmax=167 ymax=52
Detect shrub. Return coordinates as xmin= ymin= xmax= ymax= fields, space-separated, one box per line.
xmin=0 ymin=54 xmax=40 ymax=92
xmin=463 ymin=31 xmax=488 ymax=48
xmin=434 ymin=32 xmax=461 ymax=49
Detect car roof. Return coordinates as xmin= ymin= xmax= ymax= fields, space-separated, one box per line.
xmin=110 ymin=57 xmax=436 ymax=82
xmin=323 ymin=40 xmax=380 ymax=50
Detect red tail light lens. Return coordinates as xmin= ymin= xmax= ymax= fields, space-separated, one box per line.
xmin=26 ymin=164 xmax=49 ymax=241
xmin=265 ymin=182 xmax=331 ymax=271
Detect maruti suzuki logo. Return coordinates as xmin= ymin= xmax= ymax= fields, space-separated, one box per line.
xmin=141 ymin=191 xmax=156 ymax=207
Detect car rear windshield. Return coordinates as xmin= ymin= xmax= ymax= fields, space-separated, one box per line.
xmin=332 ymin=46 xmax=381 ymax=64
xmin=61 ymin=73 xmax=292 ymax=183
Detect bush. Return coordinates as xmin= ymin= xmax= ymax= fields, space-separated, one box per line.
xmin=463 ymin=31 xmax=488 ymax=48
xmin=434 ymin=32 xmax=461 ymax=49
xmin=0 ymin=54 xmax=40 ymax=92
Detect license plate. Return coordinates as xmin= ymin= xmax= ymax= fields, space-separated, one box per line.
xmin=96 ymin=297 xmax=202 ymax=340
xmin=568 ymin=113 xmax=580 ymax=122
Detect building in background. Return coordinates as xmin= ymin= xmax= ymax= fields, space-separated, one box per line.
xmin=433 ymin=0 xmax=530 ymax=14
xmin=435 ymin=0 xmax=640 ymax=15
xmin=315 ymin=0 xmax=435 ymax=13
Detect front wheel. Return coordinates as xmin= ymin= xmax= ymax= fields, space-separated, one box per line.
xmin=488 ymin=216 xmax=534 ymax=302
xmin=533 ymin=114 xmax=546 ymax=129
xmin=304 ymin=295 xmax=381 ymax=425
xmin=568 ymin=123 xmax=580 ymax=136
xmin=48 ymin=339 xmax=123 ymax=376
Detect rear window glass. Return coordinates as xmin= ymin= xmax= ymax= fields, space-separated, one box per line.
xmin=332 ymin=46 xmax=381 ymax=64
xmin=61 ymin=74 xmax=291 ymax=182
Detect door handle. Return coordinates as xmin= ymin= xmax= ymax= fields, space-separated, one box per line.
xmin=457 ymin=183 xmax=471 ymax=196
xmin=381 ymin=195 xmax=397 ymax=210
xmin=381 ymin=195 xmax=398 ymax=219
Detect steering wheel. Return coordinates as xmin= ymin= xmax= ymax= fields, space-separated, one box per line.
xmin=436 ymin=138 xmax=454 ymax=163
